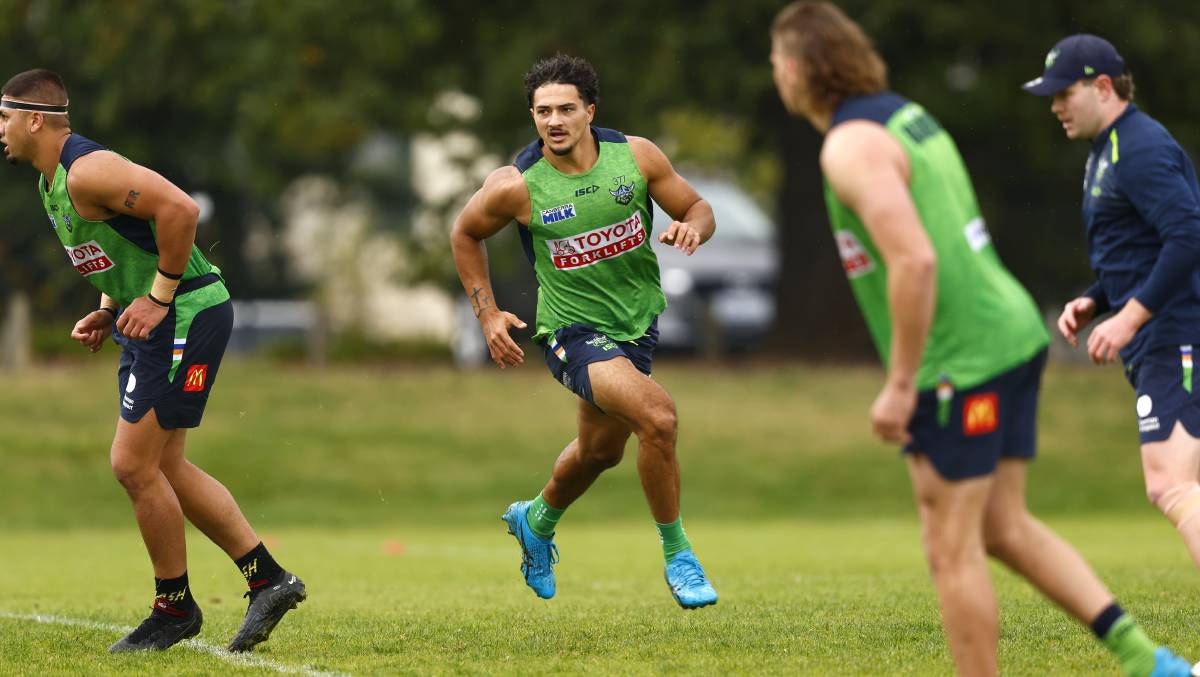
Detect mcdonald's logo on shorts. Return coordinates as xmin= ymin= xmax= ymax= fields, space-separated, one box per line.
xmin=963 ymin=392 xmax=999 ymax=436
xmin=183 ymin=364 xmax=209 ymax=392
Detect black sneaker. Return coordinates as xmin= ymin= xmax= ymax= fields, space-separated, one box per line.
xmin=108 ymin=601 xmax=203 ymax=652
xmin=227 ymin=570 xmax=306 ymax=652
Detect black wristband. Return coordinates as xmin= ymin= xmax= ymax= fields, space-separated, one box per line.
xmin=99 ymin=306 xmax=118 ymax=318
xmin=147 ymin=292 xmax=171 ymax=308
xmin=157 ymin=267 xmax=183 ymax=280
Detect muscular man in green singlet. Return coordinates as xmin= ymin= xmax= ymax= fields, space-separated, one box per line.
xmin=450 ymin=54 xmax=718 ymax=608
xmin=770 ymin=4 xmax=1192 ymax=676
xmin=0 ymin=69 xmax=304 ymax=654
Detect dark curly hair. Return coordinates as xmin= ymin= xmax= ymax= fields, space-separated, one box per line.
xmin=523 ymin=54 xmax=599 ymax=108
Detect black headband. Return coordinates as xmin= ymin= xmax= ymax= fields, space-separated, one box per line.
xmin=0 ymin=98 xmax=68 ymax=113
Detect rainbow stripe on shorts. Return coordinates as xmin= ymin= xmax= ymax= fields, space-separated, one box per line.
xmin=548 ymin=336 xmax=567 ymax=362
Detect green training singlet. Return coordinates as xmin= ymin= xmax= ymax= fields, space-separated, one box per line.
xmin=824 ymin=94 xmax=1048 ymax=391
xmin=514 ymin=127 xmax=665 ymax=342
xmin=39 ymin=134 xmax=221 ymax=308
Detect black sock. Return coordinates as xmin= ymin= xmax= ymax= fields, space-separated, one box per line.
xmin=1090 ymin=602 xmax=1125 ymax=639
xmin=234 ymin=542 xmax=284 ymax=589
xmin=153 ymin=572 xmax=197 ymax=616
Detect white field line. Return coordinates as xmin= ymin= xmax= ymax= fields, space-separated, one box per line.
xmin=0 ymin=610 xmax=349 ymax=677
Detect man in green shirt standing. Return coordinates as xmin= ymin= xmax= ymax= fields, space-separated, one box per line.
xmin=769 ymin=3 xmax=1192 ymax=675
xmin=0 ymin=69 xmax=305 ymax=654
xmin=450 ymin=54 xmax=718 ymax=608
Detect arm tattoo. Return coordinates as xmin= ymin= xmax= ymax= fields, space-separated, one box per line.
xmin=124 ymin=190 xmax=141 ymax=209
xmin=470 ymin=287 xmax=493 ymax=317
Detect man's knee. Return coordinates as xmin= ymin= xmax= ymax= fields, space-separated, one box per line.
xmin=1148 ymin=481 xmax=1200 ymax=529
xmin=922 ymin=526 xmax=984 ymax=577
xmin=638 ymin=402 xmax=677 ymax=447
xmin=982 ymin=512 xmax=1029 ymax=559
xmin=110 ymin=452 xmax=157 ymax=494
xmin=578 ymin=440 xmax=625 ymax=470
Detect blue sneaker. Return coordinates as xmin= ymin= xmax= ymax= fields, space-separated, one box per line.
xmin=501 ymin=500 xmax=558 ymax=599
xmin=664 ymin=549 xmax=718 ymax=609
xmin=1149 ymin=647 xmax=1196 ymax=677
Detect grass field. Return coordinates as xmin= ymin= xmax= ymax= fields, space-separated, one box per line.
xmin=1 ymin=356 xmax=1197 ymax=675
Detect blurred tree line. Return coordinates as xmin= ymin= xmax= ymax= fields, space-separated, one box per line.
xmin=0 ymin=0 xmax=1196 ymax=358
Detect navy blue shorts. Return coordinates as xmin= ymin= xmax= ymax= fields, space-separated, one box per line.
xmin=541 ymin=318 xmax=658 ymax=405
xmin=113 ymin=277 xmax=232 ymax=430
xmin=1125 ymin=344 xmax=1200 ymax=444
xmin=903 ymin=349 xmax=1047 ymax=481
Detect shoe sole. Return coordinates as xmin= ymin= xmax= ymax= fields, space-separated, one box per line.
xmin=674 ymin=596 xmax=718 ymax=610
xmin=227 ymin=584 xmax=307 ymax=653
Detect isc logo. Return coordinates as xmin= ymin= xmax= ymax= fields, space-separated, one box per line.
xmin=575 ymin=184 xmax=599 ymax=197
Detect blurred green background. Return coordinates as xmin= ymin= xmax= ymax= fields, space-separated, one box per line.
xmin=0 ymin=358 xmax=1157 ymax=529
xmin=1 ymin=0 xmax=1197 ymax=358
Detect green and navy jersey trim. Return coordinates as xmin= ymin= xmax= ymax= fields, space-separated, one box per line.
xmin=513 ymin=126 xmax=627 ymax=173
xmin=52 ymin=134 xmax=159 ymax=255
xmin=830 ymin=92 xmax=909 ymax=128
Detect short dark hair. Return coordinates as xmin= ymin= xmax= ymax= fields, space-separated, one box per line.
xmin=1112 ymin=73 xmax=1135 ymax=101
xmin=523 ymin=54 xmax=599 ymax=108
xmin=2 ymin=68 xmax=68 ymax=104
xmin=1083 ymin=72 xmax=1136 ymax=102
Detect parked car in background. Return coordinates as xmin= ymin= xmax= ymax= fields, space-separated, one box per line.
xmin=651 ymin=176 xmax=779 ymax=354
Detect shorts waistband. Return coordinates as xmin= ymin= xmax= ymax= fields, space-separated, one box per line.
xmin=178 ymin=272 xmax=222 ymax=295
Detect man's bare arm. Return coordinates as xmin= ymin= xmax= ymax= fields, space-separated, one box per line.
xmin=823 ymin=121 xmax=936 ymax=442
xmin=67 ymin=151 xmax=199 ymax=276
xmin=66 ymin=151 xmax=200 ymax=340
xmin=450 ymin=166 xmax=531 ymax=368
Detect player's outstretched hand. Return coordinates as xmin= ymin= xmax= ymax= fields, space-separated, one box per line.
xmin=1056 ymin=296 xmax=1097 ymax=347
xmin=70 ymin=310 xmax=115 ymax=353
xmin=478 ymin=308 xmax=527 ymax=369
xmin=870 ymin=380 xmax=916 ymax=445
xmin=115 ymin=296 xmax=169 ymax=341
xmin=658 ymin=221 xmax=703 ymax=256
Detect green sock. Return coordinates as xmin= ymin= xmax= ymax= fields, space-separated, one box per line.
xmin=1101 ymin=615 xmax=1157 ymax=677
xmin=656 ymin=517 xmax=692 ymax=561
xmin=526 ymin=493 xmax=564 ymax=539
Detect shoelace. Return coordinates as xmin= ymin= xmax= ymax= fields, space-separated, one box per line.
xmin=521 ymin=540 xmax=559 ymax=575
xmin=668 ymin=561 xmax=707 ymax=589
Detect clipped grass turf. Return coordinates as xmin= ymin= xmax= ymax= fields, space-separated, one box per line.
xmin=1 ymin=358 xmax=1196 ymax=674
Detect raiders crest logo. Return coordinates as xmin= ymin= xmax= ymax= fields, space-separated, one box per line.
xmin=609 ymin=182 xmax=635 ymax=206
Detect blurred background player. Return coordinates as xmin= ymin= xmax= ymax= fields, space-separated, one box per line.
xmin=1028 ymin=33 xmax=1200 ymax=594
xmin=0 ymin=69 xmax=305 ymax=653
xmin=450 ymin=54 xmax=718 ymax=608
xmin=770 ymin=4 xmax=1193 ymax=676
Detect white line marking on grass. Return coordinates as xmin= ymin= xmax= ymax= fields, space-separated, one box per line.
xmin=0 ymin=610 xmax=348 ymax=676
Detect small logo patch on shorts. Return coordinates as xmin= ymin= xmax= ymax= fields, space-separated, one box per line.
xmin=1136 ymin=394 xmax=1153 ymax=418
xmin=183 ymin=364 xmax=208 ymax=392
xmin=585 ymin=334 xmax=618 ymax=351
xmin=963 ymin=392 xmax=999 ymax=436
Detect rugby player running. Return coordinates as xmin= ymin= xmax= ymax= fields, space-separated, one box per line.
xmin=0 ymin=69 xmax=305 ymax=653
xmin=770 ymin=4 xmax=1192 ymax=676
xmin=450 ymin=54 xmax=718 ymax=608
